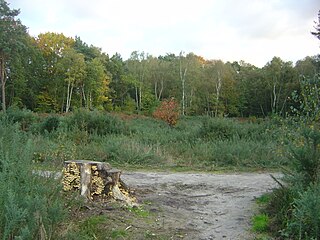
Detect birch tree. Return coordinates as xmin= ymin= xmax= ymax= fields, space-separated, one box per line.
xmin=57 ymin=48 xmax=86 ymax=112
xmin=179 ymin=51 xmax=188 ymax=116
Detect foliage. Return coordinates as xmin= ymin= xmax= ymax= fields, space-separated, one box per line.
xmin=198 ymin=117 xmax=268 ymax=141
xmin=62 ymin=109 xmax=129 ymax=135
xmin=264 ymin=23 xmax=320 ymax=238
xmin=286 ymin=183 xmax=320 ymax=239
xmin=41 ymin=115 xmax=60 ymax=133
xmin=291 ymin=74 xmax=320 ymax=123
xmin=0 ymin=0 xmax=316 ymax=117
xmin=78 ymin=215 xmax=108 ymax=239
xmin=0 ymin=0 xmax=27 ymax=111
xmin=0 ymin=120 xmax=65 ymax=239
xmin=252 ymin=214 xmax=269 ymax=232
xmin=5 ymin=106 xmax=38 ymax=130
xmin=153 ymin=98 xmax=179 ymax=126
xmin=311 ymin=10 xmax=320 ymax=41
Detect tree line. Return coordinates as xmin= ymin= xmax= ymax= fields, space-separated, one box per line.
xmin=1 ymin=0 xmax=319 ymax=117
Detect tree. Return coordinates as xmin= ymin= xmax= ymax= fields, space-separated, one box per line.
xmin=57 ymin=48 xmax=86 ymax=112
xmin=85 ymin=58 xmax=110 ymax=109
xmin=0 ymin=0 xmax=27 ymax=111
xmin=36 ymin=32 xmax=75 ymax=112
xmin=127 ymin=51 xmax=147 ymax=112
xmin=312 ymin=10 xmax=320 ymax=41
xmin=263 ymin=57 xmax=298 ymax=116
xmin=179 ymin=51 xmax=188 ymax=116
xmin=203 ymin=60 xmax=225 ymax=117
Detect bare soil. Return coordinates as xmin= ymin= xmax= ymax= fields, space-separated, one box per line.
xmin=122 ymin=171 xmax=278 ymax=240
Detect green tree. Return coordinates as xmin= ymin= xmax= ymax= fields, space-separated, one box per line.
xmin=127 ymin=51 xmax=148 ymax=112
xmin=56 ymin=48 xmax=86 ymax=112
xmin=7 ymin=36 xmax=46 ymax=110
xmin=263 ymin=57 xmax=298 ymax=116
xmin=0 ymin=0 xmax=27 ymax=111
xmin=36 ymin=32 xmax=75 ymax=112
xmin=107 ymin=53 xmax=132 ymax=109
xmin=85 ymin=58 xmax=110 ymax=109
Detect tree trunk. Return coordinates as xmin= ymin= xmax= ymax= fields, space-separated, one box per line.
xmin=159 ymin=80 xmax=163 ymax=100
xmin=0 ymin=54 xmax=6 ymax=112
xmin=180 ymin=54 xmax=188 ymax=116
xmin=215 ymin=71 xmax=222 ymax=117
xmin=139 ymin=82 xmax=142 ymax=111
xmin=66 ymin=81 xmax=74 ymax=113
xmin=135 ymin=86 xmax=139 ymax=111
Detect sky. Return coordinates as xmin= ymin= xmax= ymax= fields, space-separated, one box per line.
xmin=8 ymin=0 xmax=320 ymax=67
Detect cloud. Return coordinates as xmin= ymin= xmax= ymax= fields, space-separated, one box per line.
xmin=8 ymin=0 xmax=320 ymax=67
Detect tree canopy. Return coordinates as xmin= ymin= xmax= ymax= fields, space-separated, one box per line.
xmin=1 ymin=0 xmax=319 ymax=118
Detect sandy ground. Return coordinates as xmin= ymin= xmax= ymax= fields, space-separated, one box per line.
xmin=122 ymin=171 xmax=279 ymax=240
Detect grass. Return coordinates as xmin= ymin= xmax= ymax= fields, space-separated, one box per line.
xmin=0 ymin=109 xmax=294 ymax=239
xmin=23 ymin=111 xmax=291 ymax=172
xmin=252 ymin=214 xmax=269 ymax=232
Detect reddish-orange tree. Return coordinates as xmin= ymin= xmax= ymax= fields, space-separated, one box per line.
xmin=153 ymin=98 xmax=179 ymax=126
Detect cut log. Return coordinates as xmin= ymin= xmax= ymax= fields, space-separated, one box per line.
xmin=62 ymin=160 xmax=136 ymax=206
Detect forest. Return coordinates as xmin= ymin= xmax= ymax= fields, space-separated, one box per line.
xmin=1 ymin=0 xmax=320 ymax=239
xmin=0 ymin=1 xmax=319 ymax=117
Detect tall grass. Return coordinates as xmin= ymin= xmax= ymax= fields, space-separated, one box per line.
xmin=5 ymin=108 xmax=289 ymax=170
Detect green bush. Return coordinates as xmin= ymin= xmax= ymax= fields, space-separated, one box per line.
xmin=198 ymin=117 xmax=268 ymax=141
xmin=5 ymin=107 xmax=38 ymax=131
xmin=266 ymin=126 xmax=320 ymax=239
xmin=290 ymin=128 xmax=320 ymax=185
xmin=0 ymin=120 xmax=65 ymax=239
xmin=286 ymin=183 xmax=320 ymax=239
xmin=199 ymin=117 xmax=235 ymax=140
xmin=41 ymin=115 xmax=60 ymax=133
xmin=62 ymin=109 xmax=130 ymax=135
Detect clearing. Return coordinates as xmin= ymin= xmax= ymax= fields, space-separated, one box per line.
xmin=121 ymin=171 xmax=278 ymax=240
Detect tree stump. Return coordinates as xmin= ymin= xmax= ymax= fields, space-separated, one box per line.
xmin=62 ymin=160 xmax=136 ymax=206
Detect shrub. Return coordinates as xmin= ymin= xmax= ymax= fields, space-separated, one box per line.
xmin=153 ymin=98 xmax=179 ymax=126
xmin=5 ymin=107 xmax=38 ymax=131
xmin=286 ymin=183 xmax=320 ymax=239
xmin=41 ymin=115 xmax=60 ymax=133
xmin=198 ymin=117 xmax=268 ymax=141
xmin=63 ymin=109 xmax=129 ymax=135
xmin=0 ymin=120 xmax=65 ymax=239
xmin=199 ymin=117 xmax=235 ymax=140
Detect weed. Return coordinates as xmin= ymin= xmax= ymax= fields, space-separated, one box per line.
xmin=79 ymin=215 xmax=108 ymax=239
xmin=252 ymin=214 xmax=269 ymax=232
xmin=255 ymin=194 xmax=271 ymax=205
xmin=111 ymin=229 xmax=128 ymax=239
xmin=127 ymin=206 xmax=150 ymax=218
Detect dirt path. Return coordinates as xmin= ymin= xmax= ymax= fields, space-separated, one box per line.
xmin=122 ymin=171 xmax=278 ymax=240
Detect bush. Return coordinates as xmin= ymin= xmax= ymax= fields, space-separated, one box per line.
xmin=153 ymin=98 xmax=179 ymax=126
xmin=0 ymin=120 xmax=65 ymax=239
xmin=286 ymin=183 xmax=320 ymax=239
xmin=41 ymin=115 xmax=60 ymax=133
xmin=5 ymin=107 xmax=38 ymax=131
xmin=198 ymin=117 xmax=268 ymax=141
xmin=62 ymin=109 xmax=129 ymax=135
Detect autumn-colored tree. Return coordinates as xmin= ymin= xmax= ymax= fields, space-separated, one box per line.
xmin=153 ymin=98 xmax=179 ymax=126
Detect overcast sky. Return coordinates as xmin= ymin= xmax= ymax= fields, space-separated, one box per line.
xmin=8 ymin=0 xmax=320 ymax=67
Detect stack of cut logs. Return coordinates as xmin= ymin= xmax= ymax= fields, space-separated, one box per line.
xmin=62 ymin=160 xmax=136 ymax=206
